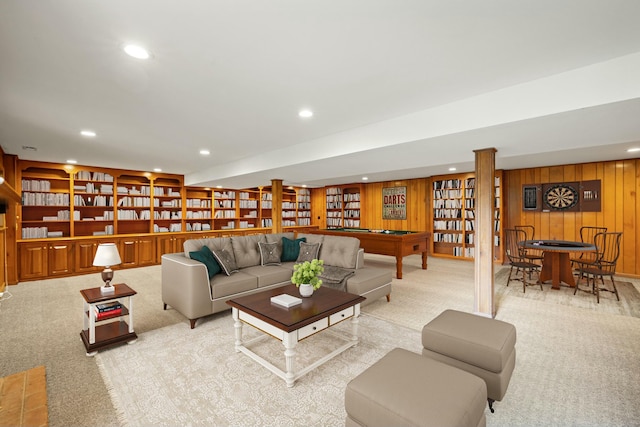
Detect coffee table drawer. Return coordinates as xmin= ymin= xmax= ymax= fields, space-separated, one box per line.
xmin=298 ymin=318 xmax=329 ymax=340
xmin=329 ymin=306 xmax=354 ymax=325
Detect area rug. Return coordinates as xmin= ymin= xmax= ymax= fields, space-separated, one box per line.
xmin=494 ymin=268 xmax=640 ymax=318
xmin=95 ymin=313 xmax=424 ymax=427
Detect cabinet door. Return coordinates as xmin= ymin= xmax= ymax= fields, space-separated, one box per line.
xmin=19 ymin=242 xmax=48 ymax=280
xmin=75 ymin=240 xmax=99 ymax=273
xmin=156 ymin=234 xmax=187 ymax=259
xmin=138 ymin=236 xmax=155 ymax=265
xmin=48 ymin=243 xmax=73 ymax=276
xmin=119 ymin=239 xmax=138 ymax=267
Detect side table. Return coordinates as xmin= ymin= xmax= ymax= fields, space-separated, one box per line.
xmin=80 ymin=283 xmax=137 ymax=356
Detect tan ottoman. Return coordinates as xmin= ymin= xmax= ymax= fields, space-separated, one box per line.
xmin=422 ymin=309 xmax=516 ymax=413
xmin=345 ymin=348 xmax=487 ymax=427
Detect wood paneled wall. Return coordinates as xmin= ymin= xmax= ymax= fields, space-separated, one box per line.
xmin=504 ymin=159 xmax=640 ymax=276
xmin=361 ymin=179 xmax=430 ymax=231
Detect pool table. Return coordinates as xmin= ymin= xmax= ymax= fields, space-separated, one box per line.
xmin=308 ymin=228 xmax=431 ymax=279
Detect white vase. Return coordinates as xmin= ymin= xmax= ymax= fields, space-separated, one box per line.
xmin=299 ymin=284 xmax=314 ymax=297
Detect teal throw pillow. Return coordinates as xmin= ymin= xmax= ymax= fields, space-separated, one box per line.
xmin=281 ymin=237 xmax=306 ymax=262
xmin=189 ymin=245 xmax=221 ymax=279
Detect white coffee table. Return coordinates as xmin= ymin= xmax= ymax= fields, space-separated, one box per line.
xmin=227 ymin=284 xmax=365 ymax=387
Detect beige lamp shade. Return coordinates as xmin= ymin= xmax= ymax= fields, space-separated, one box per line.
xmin=93 ymin=243 xmax=122 ymax=267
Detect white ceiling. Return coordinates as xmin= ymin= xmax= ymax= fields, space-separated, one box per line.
xmin=1 ymin=0 xmax=640 ymax=189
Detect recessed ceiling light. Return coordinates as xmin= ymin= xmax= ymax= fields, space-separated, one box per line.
xmin=124 ymin=44 xmax=150 ymax=59
xmin=80 ymin=130 xmax=96 ymax=138
xmin=216 ymin=185 xmax=223 ymax=189
xmin=200 ymin=149 xmax=210 ymax=155
xmin=298 ymin=109 xmax=313 ymax=118
xmin=362 ymin=176 xmax=369 ymax=181
xmin=302 ymin=185 xmax=307 ymax=188
xmin=449 ymin=167 xmax=457 ymax=171
xmin=153 ymin=168 xmax=162 ymax=172
xmin=67 ymin=159 xmax=77 ymax=164
xmin=627 ymin=147 xmax=640 ymax=153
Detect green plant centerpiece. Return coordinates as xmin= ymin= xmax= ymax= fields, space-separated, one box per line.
xmin=291 ymin=259 xmax=325 ymax=290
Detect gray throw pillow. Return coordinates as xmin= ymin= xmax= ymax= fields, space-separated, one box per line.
xmin=258 ymin=241 xmax=281 ymax=266
xmin=211 ymin=248 xmax=238 ymax=276
xmin=296 ymin=242 xmax=321 ymax=263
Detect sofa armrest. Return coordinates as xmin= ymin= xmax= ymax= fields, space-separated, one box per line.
xmin=356 ymin=248 xmax=365 ymax=269
xmin=161 ymin=253 xmax=213 ymax=322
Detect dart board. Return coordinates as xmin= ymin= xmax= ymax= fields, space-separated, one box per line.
xmin=543 ymin=184 xmax=579 ymax=210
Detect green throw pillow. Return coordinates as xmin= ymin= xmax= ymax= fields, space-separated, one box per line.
xmin=281 ymin=237 xmax=306 ymax=262
xmin=189 ymin=245 xmax=221 ymax=279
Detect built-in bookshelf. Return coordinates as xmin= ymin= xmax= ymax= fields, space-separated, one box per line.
xmin=21 ymin=166 xmax=71 ymax=239
xmin=260 ymin=188 xmax=273 ymax=228
xmin=151 ymin=177 xmax=183 ymax=233
xmin=431 ymin=172 xmax=502 ymax=261
xmin=282 ymin=188 xmax=297 ymax=227
xmin=213 ymin=189 xmax=237 ymax=230
xmin=296 ymin=188 xmax=311 ymax=226
xmin=185 ymin=187 xmax=212 ymax=232
xmin=72 ymin=169 xmax=115 ymax=236
xmin=115 ymin=174 xmax=152 ymax=235
xmin=18 ymin=161 xmax=316 ymax=240
xmin=325 ymin=184 xmax=362 ymax=228
xmin=237 ymin=189 xmax=260 ymax=229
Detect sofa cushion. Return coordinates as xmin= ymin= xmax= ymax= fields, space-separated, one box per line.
xmin=318 ymin=235 xmax=360 ymax=269
xmin=209 ymin=271 xmax=257 ymax=299
xmin=211 ymin=248 xmax=238 ymax=276
xmin=296 ymin=242 xmax=321 ymax=263
xmin=189 ymin=245 xmax=221 ymax=279
xmin=231 ymin=235 xmax=265 ymax=268
xmin=297 ymin=233 xmax=324 ymax=246
xmin=242 ymin=265 xmax=293 ymax=287
xmin=281 ymin=237 xmax=306 ymax=262
xmin=258 ymin=241 xmax=281 ymax=265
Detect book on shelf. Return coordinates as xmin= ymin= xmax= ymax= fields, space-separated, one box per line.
xmin=95 ymin=308 xmax=122 ymax=320
xmin=95 ymin=301 xmax=122 ymax=312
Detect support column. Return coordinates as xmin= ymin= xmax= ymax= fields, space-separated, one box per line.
xmin=271 ymin=179 xmax=283 ymax=233
xmin=473 ymin=148 xmax=496 ymax=318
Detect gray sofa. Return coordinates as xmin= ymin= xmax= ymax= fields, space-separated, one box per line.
xmin=161 ymin=232 xmax=392 ymax=328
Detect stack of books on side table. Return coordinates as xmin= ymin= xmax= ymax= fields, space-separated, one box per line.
xmin=95 ymin=301 xmax=122 ymax=320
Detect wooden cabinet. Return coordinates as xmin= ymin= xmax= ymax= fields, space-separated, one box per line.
xmin=17 ymin=240 xmax=72 ymax=279
xmin=156 ymin=233 xmax=187 ymax=259
xmin=431 ymin=172 xmax=502 ymax=262
xmin=75 ymin=240 xmax=100 ymax=273
xmin=48 ymin=242 xmax=73 ymax=276
xmin=137 ymin=235 xmax=156 ymax=266
xmin=118 ymin=236 xmax=155 ymax=267
xmin=19 ymin=241 xmax=48 ymax=280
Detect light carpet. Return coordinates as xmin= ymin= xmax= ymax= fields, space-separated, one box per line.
xmin=96 ymin=313 xmax=424 ymax=427
xmin=94 ymin=256 xmax=640 ymax=426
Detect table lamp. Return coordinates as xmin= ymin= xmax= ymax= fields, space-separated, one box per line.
xmin=93 ymin=243 xmax=122 ymax=294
